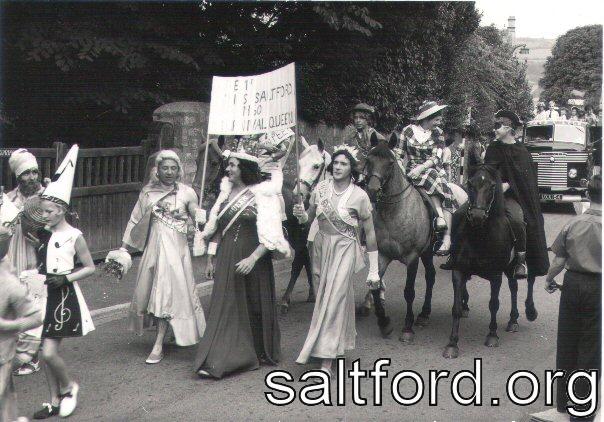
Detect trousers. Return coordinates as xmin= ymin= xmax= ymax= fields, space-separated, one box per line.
xmin=556 ymin=271 xmax=601 ymax=416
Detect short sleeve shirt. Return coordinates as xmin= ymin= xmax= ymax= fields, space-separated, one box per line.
xmin=0 ymin=260 xmax=39 ymax=364
xmin=550 ymin=209 xmax=601 ymax=274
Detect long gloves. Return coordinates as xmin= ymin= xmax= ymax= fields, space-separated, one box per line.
xmin=366 ymin=250 xmax=381 ymax=290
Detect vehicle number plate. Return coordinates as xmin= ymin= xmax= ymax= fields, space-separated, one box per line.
xmin=540 ymin=193 xmax=563 ymax=201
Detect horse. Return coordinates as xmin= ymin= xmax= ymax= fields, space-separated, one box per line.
xmin=442 ymin=164 xmax=535 ymax=359
xmin=278 ymin=137 xmax=332 ymax=313
xmin=363 ymin=134 xmax=467 ymax=341
xmin=192 ymin=136 xmax=226 ymax=209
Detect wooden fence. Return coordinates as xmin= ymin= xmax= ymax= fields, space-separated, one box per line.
xmin=1 ymin=142 xmax=152 ymax=259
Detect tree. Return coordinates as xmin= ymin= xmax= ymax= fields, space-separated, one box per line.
xmin=539 ymin=25 xmax=602 ymax=110
xmin=446 ymin=26 xmax=534 ymax=133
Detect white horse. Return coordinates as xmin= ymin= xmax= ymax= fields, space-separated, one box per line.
xmin=279 ymin=137 xmax=331 ymax=314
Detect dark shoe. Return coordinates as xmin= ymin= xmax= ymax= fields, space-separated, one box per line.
xmin=513 ymin=252 xmax=527 ymax=279
xmin=440 ymin=255 xmax=454 ymax=270
xmin=33 ymin=403 xmax=60 ymax=419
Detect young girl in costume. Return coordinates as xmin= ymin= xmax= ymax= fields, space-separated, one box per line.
xmin=32 ymin=145 xmax=96 ymax=419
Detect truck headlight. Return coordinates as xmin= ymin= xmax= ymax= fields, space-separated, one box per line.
xmin=568 ymin=168 xmax=578 ymax=178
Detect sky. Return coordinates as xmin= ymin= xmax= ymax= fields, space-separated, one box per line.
xmin=474 ymin=0 xmax=603 ymax=39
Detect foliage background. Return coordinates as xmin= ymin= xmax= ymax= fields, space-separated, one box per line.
xmin=539 ymin=25 xmax=602 ymax=110
xmin=1 ymin=2 xmax=534 ymax=146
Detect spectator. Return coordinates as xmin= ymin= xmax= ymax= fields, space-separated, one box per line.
xmin=535 ymin=102 xmax=548 ymax=120
xmin=546 ymin=174 xmax=602 ymax=421
xmin=585 ymin=106 xmax=598 ymax=125
xmin=546 ymin=100 xmax=560 ymax=119
xmin=570 ymin=107 xmax=580 ymax=121
xmin=559 ymin=107 xmax=568 ymax=120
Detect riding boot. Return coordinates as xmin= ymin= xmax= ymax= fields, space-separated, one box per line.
xmin=513 ymin=252 xmax=527 ymax=279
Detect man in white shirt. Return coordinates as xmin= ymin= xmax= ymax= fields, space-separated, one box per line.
xmin=546 ymin=101 xmax=560 ymax=119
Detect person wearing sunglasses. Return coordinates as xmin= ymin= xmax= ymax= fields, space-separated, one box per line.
xmin=483 ymin=110 xmax=550 ymax=280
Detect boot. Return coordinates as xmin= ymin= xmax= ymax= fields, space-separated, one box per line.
xmin=513 ymin=252 xmax=527 ymax=279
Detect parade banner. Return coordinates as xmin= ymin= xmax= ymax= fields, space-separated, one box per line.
xmin=207 ymin=63 xmax=297 ymax=135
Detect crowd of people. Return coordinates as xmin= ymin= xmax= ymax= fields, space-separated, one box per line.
xmin=0 ymin=99 xmax=601 ymax=421
xmin=534 ymin=100 xmax=601 ymax=125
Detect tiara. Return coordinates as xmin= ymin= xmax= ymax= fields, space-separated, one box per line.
xmin=332 ymin=144 xmax=359 ymax=160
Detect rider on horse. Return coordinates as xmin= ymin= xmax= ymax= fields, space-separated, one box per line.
xmin=399 ymin=101 xmax=460 ymax=256
xmin=343 ymin=103 xmax=385 ymax=185
xmin=483 ymin=109 xmax=550 ymax=279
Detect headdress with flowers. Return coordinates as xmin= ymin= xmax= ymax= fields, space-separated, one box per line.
xmin=332 ymin=144 xmax=359 ymax=161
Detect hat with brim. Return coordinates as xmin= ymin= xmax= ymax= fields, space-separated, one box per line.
xmin=494 ymin=109 xmax=523 ymax=129
xmin=413 ymin=101 xmax=448 ymax=121
xmin=352 ymin=103 xmax=375 ymax=115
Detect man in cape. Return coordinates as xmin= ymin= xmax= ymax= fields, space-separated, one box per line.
xmin=484 ymin=109 xmax=550 ymax=279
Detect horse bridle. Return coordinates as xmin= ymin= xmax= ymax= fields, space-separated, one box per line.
xmin=466 ymin=165 xmax=497 ymax=221
xmin=363 ymin=149 xmax=411 ymax=204
xmin=296 ymin=152 xmax=328 ymax=194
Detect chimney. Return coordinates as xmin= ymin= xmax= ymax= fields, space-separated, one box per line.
xmin=507 ymin=16 xmax=516 ymax=44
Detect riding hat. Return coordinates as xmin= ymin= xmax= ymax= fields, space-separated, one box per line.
xmin=494 ymin=109 xmax=523 ymax=129
xmin=352 ymin=103 xmax=375 ymax=116
xmin=413 ymin=101 xmax=448 ymax=121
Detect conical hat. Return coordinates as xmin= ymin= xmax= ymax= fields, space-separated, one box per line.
xmin=41 ymin=145 xmax=79 ymax=206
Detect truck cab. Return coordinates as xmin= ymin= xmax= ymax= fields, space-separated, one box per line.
xmin=523 ymin=119 xmax=594 ymax=203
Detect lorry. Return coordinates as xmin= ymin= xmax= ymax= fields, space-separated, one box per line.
xmin=523 ymin=119 xmax=600 ymax=204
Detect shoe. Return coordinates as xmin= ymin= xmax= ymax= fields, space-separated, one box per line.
xmin=33 ymin=403 xmax=60 ymax=419
xmin=145 ymin=351 xmax=164 ymax=364
xmin=513 ymin=252 xmax=527 ymax=279
xmin=434 ymin=217 xmax=447 ymax=232
xmin=59 ymin=383 xmax=79 ymax=418
xmin=197 ymin=369 xmax=214 ymax=379
xmin=14 ymin=360 xmax=41 ymax=376
xmin=434 ymin=238 xmax=451 ymax=256
xmin=440 ymin=255 xmax=454 ymax=270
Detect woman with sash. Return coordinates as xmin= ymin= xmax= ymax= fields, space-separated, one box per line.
xmin=293 ymin=145 xmax=380 ymax=377
xmin=194 ymin=146 xmax=290 ymax=379
xmin=111 ymin=150 xmax=207 ymax=364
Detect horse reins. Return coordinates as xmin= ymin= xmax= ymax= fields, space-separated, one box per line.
xmin=296 ymin=152 xmax=327 ymax=194
xmin=364 ymin=149 xmax=411 ymax=205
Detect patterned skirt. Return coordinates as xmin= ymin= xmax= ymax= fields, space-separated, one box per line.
xmin=408 ymin=164 xmax=459 ymax=212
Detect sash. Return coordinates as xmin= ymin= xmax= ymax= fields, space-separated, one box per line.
xmin=219 ymin=189 xmax=256 ymax=237
xmin=316 ymin=182 xmax=366 ymax=273
xmin=128 ymin=186 xmax=179 ymax=250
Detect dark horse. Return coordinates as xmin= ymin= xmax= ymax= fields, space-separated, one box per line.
xmin=443 ymin=164 xmax=536 ymax=358
xmin=363 ymin=134 xmax=468 ymax=341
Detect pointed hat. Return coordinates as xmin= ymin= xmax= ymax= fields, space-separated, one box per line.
xmin=41 ymin=144 xmax=79 ymax=206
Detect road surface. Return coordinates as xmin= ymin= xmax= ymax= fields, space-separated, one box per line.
xmin=14 ymin=205 xmax=590 ymax=421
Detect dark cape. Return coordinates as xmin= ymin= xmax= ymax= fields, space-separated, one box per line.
xmin=484 ymin=140 xmax=550 ymax=276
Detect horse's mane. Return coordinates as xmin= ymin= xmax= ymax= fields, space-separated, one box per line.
xmin=472 ymin=164 xmax=505 ymax=217
xmin=368 ymin=140 xmax=394 ymax=160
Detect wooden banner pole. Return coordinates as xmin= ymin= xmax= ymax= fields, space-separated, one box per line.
xmin=293 ymin=63 xmax=302 ymax=205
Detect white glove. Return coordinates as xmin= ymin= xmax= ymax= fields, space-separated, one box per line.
xmin=366 ymin=250 xmax=381 ymax=290
xmin=195 ymin=209 xmax=207 ymax=225
xmin=293 ymin=203 xmax=308 ymax=224
xmin=207 ymin=242 xmax=218 ymax=256
xmin=106 ymin=248 xmax=133 ymax=276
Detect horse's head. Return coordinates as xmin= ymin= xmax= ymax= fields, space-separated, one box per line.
xmin=294 ymin=137 xmax=331 ymax=200
xmin=466 ymin=164 xmax=504 ymax=226
xmin=192 ymin=135 xmax=226 ymax=197
xmin=364 ymin=132 xmax=399 ymax=202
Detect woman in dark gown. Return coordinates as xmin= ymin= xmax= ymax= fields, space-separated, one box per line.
xmin=194 ymin=149 xmax=290 ymax=379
